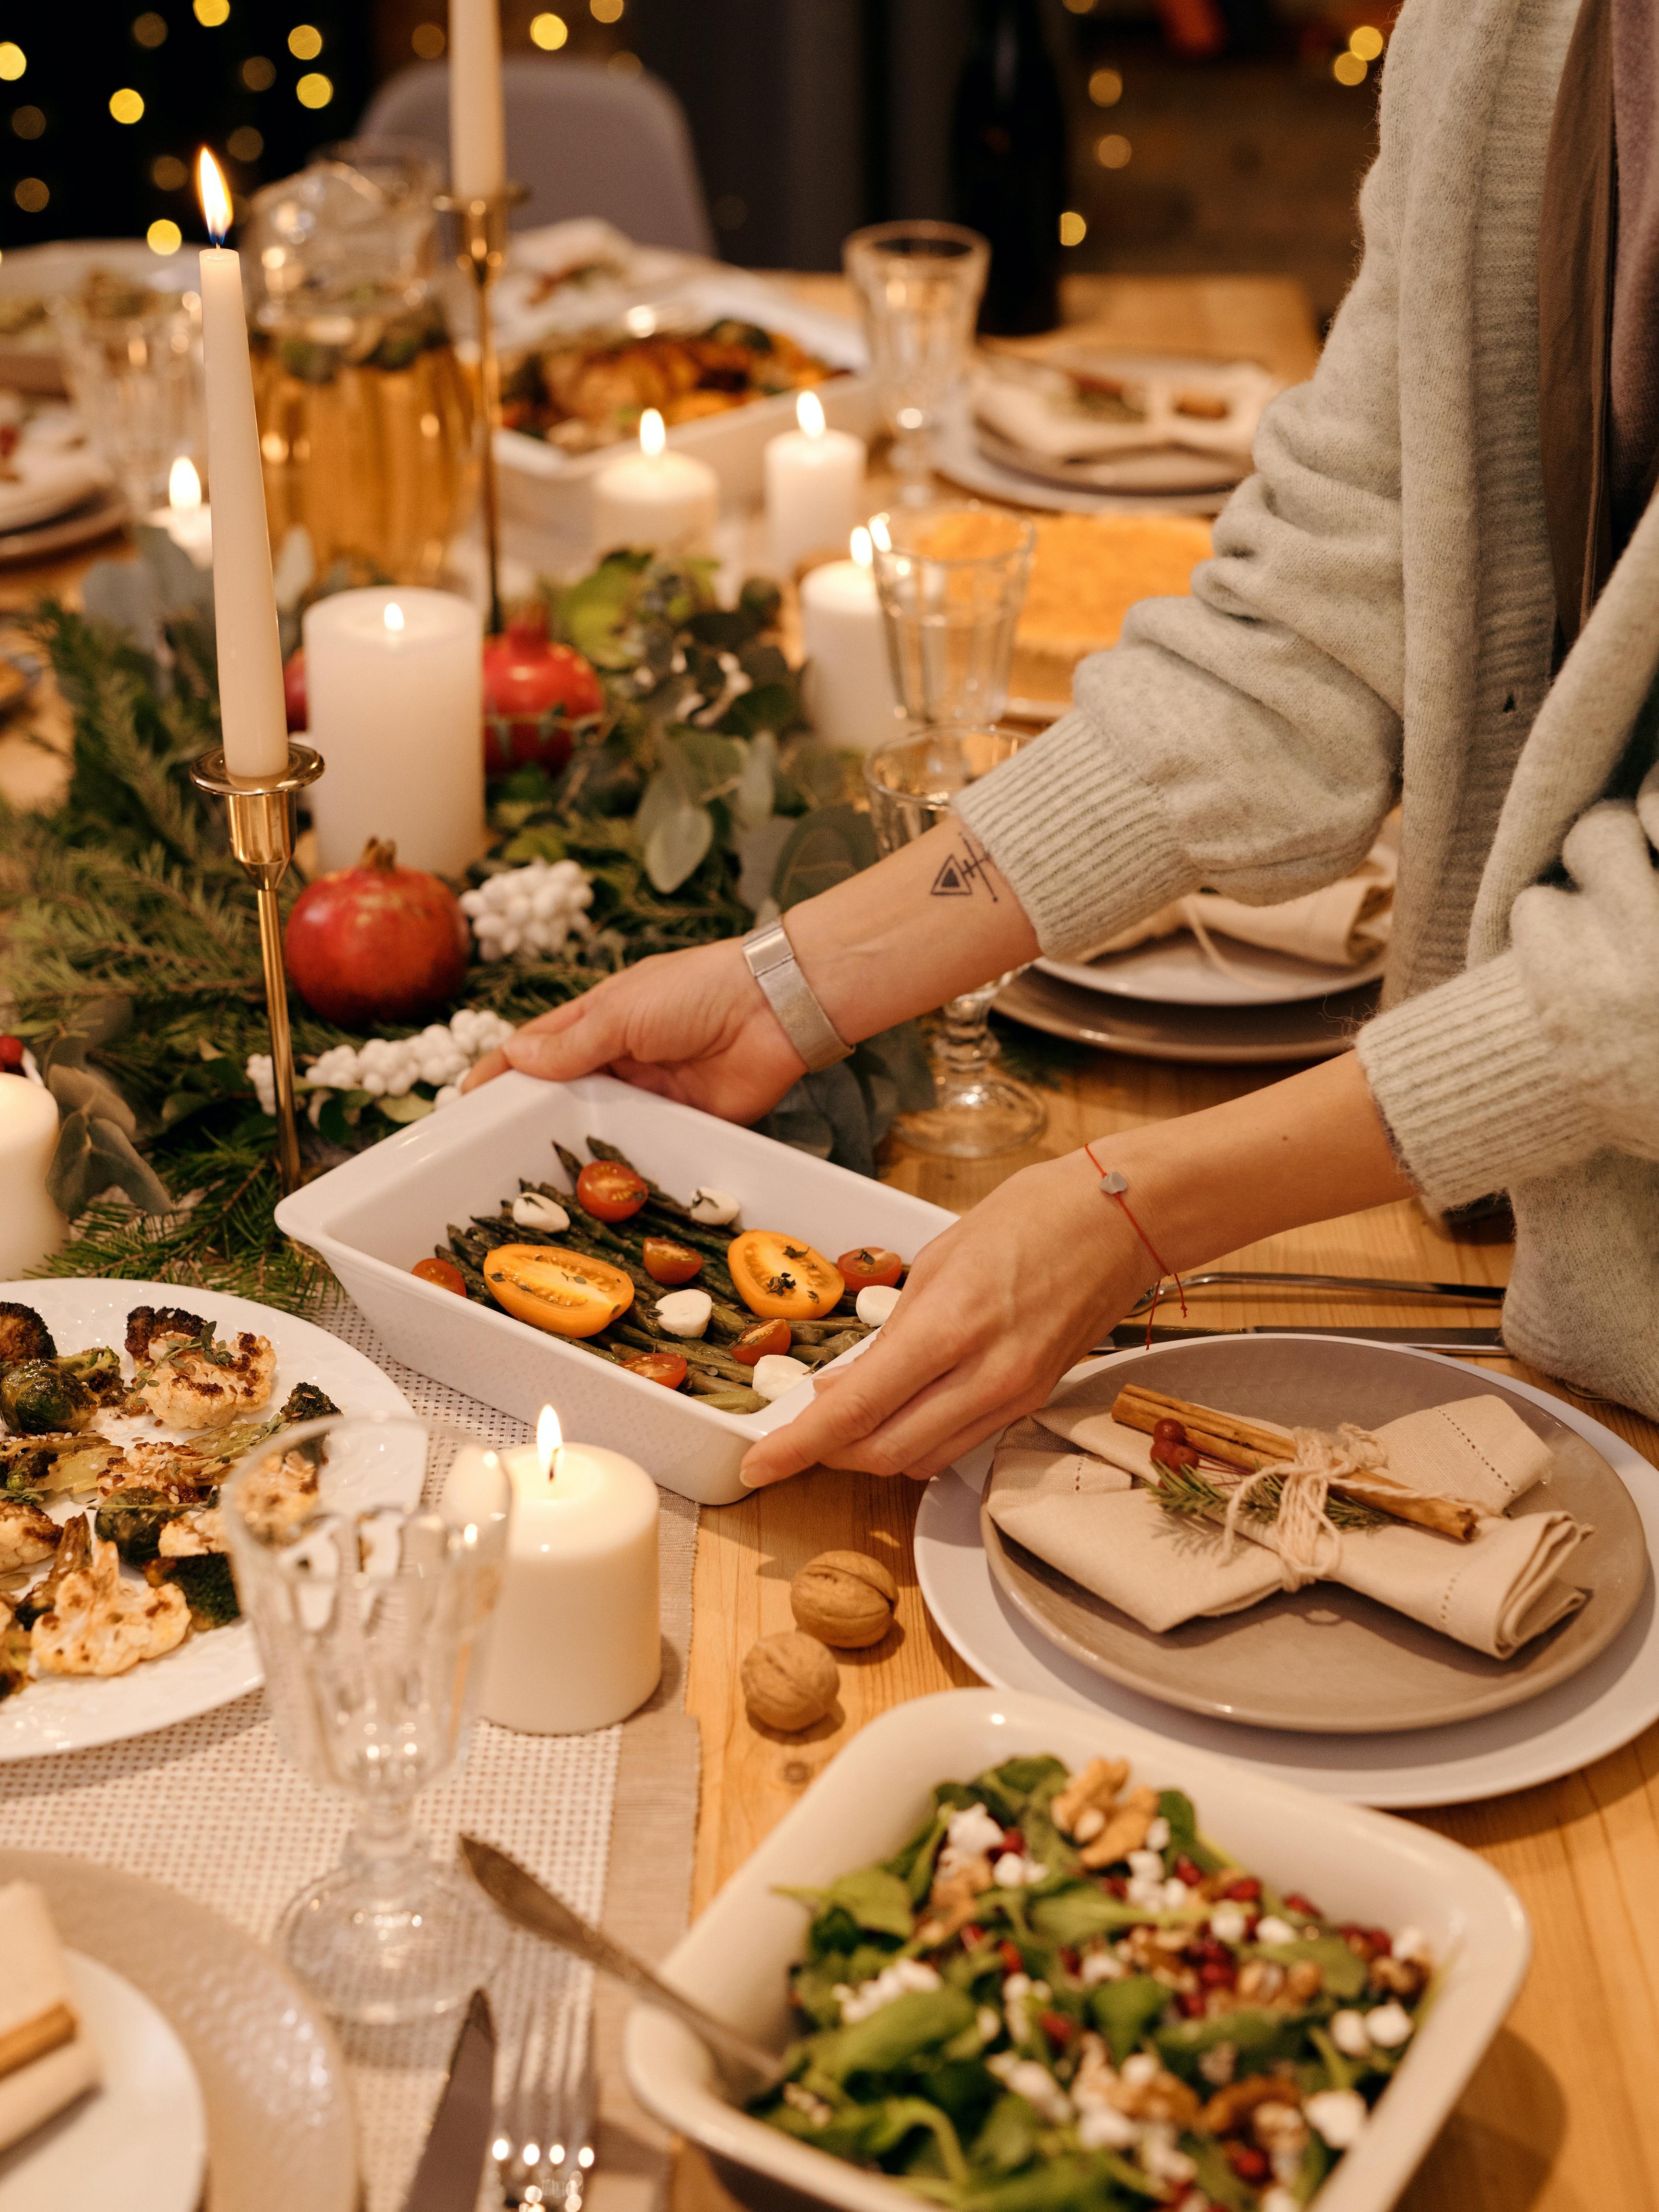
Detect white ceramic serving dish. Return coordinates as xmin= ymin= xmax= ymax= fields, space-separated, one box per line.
xmin=625 ymin=1688 xmax=1530 ymax=2212
xmin=493 ymin=269 xmax=879 ymax=538
xmin=275 ymin=1071 xmax=954 ymax=1506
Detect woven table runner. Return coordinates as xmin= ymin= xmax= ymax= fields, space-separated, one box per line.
xmin=0 ymin=1295 xmax=702 ymax=2212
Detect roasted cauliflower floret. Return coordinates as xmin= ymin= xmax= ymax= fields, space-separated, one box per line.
xmin=236 ymin=1444 xmax=322 ymax=1543
xmin=31 ymin=1525 xmax=189 ymax=1676
xmin=0 ymin=1496 xmax=59 ymax=1573
xmin=134 ymin=1331 xmax=277 ymax=1433
xmin=124 ymin=1305 xmax=213 ymax=1361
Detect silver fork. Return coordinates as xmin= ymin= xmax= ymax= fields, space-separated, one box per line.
xmin=493 ymin=2002 xmax=596 ymax=2212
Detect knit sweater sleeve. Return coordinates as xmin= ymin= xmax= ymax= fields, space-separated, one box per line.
xmin=956 ymin=46 xmax=1416 ymax=959
xmin=1357 ymin=764 xmax=1659 ymax=1206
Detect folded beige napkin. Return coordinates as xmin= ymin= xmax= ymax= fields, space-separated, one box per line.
xmin=0 ymin=1880 xmax=100 ymax=2153
xmin=1088 ymin=839 xmax=1396 ymax=972
xmin=971 ymin=357 xmax=1279 ymax=462
xmin=988 ymin=1385 xmax=1591 ymax=1660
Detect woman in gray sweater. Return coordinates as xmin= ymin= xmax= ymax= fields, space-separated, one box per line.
xmin=472 ymin=0 xmax=1659 ymax=1482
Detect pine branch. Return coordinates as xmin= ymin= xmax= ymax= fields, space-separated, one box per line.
xmin=1149 ymin=1458 xmax=1385 ymax=1534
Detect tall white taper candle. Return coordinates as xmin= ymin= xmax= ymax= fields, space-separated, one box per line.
xmin=449 ymin=0 xmax=506 ymax=199
xmin=196 ymin=149 xmax=289 ymax=783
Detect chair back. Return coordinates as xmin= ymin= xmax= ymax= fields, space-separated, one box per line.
xmin=359 ymin=58 xmax=714 ymax=253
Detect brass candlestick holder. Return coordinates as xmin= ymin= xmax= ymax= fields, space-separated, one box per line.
xmin=436 ymin=183 xmax=529 ymax=635
xmin=191 ymin=742 xmax=324 ymax=1197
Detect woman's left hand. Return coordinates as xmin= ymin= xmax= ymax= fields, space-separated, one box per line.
xmin=738 ymin=1151 xmax=1156 ymax=1488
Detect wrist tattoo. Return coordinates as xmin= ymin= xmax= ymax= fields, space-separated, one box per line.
xmin=930 ymin=833 xmax=1000 ymax=902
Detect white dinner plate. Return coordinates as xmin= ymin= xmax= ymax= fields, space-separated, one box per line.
xmin=0 ymin=1277 xmax=411 ymax=1760
xmin=915 ymin=1345 xmax=1659 ymax=1807
xmin=935 ymin=398 xmax=1233 ymax=517
xmin=0 ymin=1952 xmax=206 ymax=2212
xmin=1038 ymin=937 xmax=1390 ymax=1007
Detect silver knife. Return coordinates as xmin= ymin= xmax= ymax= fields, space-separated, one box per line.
xmin=401 ymin=1988 xmax=497 ymax=2212
xmin=1104 ymin=1323 xmax=1509 ymax=1354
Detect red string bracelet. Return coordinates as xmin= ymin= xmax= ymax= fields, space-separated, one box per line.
xmin=1083 ymin=1141 xmax=1188 ymax=1345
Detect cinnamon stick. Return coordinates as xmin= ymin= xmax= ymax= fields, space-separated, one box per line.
xmin=1111 ymin=1383 xmax=1483 ymax=1543
xmin=0 ymin=2000 xmax=77 ymax=2082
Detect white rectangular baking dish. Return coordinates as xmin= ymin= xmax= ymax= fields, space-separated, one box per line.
xmin=274 ymin=1071 xmax=955 ymax=1506
xmin=625 ymin=1687 xmax=1531 ymax=2212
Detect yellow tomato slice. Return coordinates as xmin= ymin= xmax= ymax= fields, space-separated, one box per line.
xmin=482 ymin=1244 xmax=635 ymax=1339
xmin=727 ymin=1231 xmax=845 ymax=1320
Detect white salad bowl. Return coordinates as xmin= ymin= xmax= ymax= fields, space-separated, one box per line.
xmin=274 ymin=1070 xmax=955 ymax=1505
xmin=624 ymin=1688 xmax=1529 ymax=2212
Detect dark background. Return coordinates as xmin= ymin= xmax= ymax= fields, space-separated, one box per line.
xmin=1 ymin=0 xmax=1390 ymax=321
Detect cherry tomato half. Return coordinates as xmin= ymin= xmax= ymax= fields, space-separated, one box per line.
xmin=837 ymin=1245 xmax=903 ymax=1291
xmin=412 ymin=1255 xmax=467 ymax=1297
xmin=482 ymin=1244 xmax=634 ymax=1338
xmin=623 ymin=1351 xmax=689 ymax=1390
xmin=643 ymin=1235 xmax=703 ymax=1286
xmin=576 ymin=1159 xmax=648 ymax=1221
xmin=730 ymin=1317 xmax=792 ymax=1366
xmin=727 ymin=1231 xmax=843 ymax=1320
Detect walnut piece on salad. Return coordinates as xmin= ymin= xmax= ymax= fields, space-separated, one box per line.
xmin=756 ymin=1753 xmax=1434 ymax=2211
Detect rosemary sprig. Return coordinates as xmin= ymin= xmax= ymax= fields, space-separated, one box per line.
xmin=1149 ymin=1456 xmax=1385 ymax=1533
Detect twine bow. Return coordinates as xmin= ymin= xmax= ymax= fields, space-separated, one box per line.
xmin=1218 ymin=1423 xmax=1391 ymax=1589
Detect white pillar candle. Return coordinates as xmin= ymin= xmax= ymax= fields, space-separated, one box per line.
xmin=304 ymin=587 xmax=486 ymax=875
xmin=148 ymin=455 xmax=214 ymax=569
xmin=476 ymin=1409 xmax=661 ymax=1735
xmin=765 ymin=390 xmax=866 ymax=578
xmin=0 ymin=1075 xmax=65 ymax=1279
xmin=449 ymin=0 xmax=506 ymax=200
xmin=799 ymin=528 xmax=901 ymax=753
xmin=592 ymin=408 xmax=719 ymax=559
xmin=196 ymin=151 xmax=289 ymax=783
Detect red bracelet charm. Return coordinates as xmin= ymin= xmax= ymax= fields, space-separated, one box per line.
xmin=1083 ymin=1143 xmax=1188 ymax=1345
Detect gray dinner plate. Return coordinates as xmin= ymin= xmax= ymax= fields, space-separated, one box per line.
xmin=995 ymin=965 xmax=1379 ymax=1063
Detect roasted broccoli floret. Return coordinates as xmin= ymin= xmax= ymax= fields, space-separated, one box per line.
xmin=0 ymin=1301 xmax=56 ymax=1370
xmin=0 ymin=1360 xmax=96 ymax=1437
xmin=125 ymin=1305 xmax=211 ymax=1361
xmin=95 ymin=1487 xmax=198 ymax=1566
xmin=281 ymin=1381 xmax=341 ymax=1425
xmin=151 ymin=1551 xmax=240 ymax=1630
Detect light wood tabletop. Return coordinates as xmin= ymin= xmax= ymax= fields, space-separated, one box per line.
xmin=6 ymin=267 xmax=1654 ymax=2212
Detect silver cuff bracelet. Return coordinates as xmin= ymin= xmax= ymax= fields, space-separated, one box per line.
xmin=741 ymin=919 xmax=853 ymax=1073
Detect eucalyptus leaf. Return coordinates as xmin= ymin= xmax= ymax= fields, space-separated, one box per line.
xmin=771 ymin=802 xmax=879 ymax=912
xmin=674 ymin=727 xmax=746 ymax=802
xmin=47 ymin=1108 xmax=174 ymax=1219
xmin=643 ymin=799 xmax=714 ymax=893
xmin=377 ymin=1092 xmax=436 ymax=1124
xmin=734 ymin=729 xmax=777 ymax=830
xmin=734 ymin=812 xmax=796 ymax=913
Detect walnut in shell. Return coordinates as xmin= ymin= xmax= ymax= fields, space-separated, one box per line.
xmin=789 ymin=1549 xmax=898 ymax=1649
xmin=741 ymin=1630 xmax=839 ymax=1731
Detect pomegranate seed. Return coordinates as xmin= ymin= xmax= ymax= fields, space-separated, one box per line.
xmin=1059 ymin=1947 xmax=1082 ymax=1974
xmin=1175 ymin=1989 xmax=1206 ymax=2018
xmin=1226 ymin=2143 xmax=1271 ymax=2183
xmin=1224 ymin=1877 xmax=1262 ymax=1902
xmin=1038 ymin=2010 xmax=1076 ymax=2045
xmin=1284 ymin=1892 xmax=1322 ymax=1919
xmin=1000 ymin=1829 xmax=1024 ymax=1856
xmin=961 ymin=1924 xmax=985 ymax=1949
xmin=1174 ymin=1855 xmax=1204 ymax=1888
xmin=1103 ymin=1876 xmax=1128 ymax=1900
xmin=999 ymin=1939 xmax=1023 ymax=1974
xmin=1199 ymin=1959 xmax=1236 ymax=1986
xmin=1370 ymin=1926 xmax=1395 ymax=1956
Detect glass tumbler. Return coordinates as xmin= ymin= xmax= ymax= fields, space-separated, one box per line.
xmin=864 ymin=724 xmax=1047 ymax=1158
xmin=870 ymin=502 xmax=1035 ymax=726
xmin=223 ymin=1414 xmax=513 ymax=2025
xmin=52 ymin=276 xmax=205 ymax=518
xmin=844 ymin=220 xmax=989 ymax=498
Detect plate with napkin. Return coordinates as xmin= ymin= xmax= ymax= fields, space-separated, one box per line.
xmin=1037 ymin=835 xmax=1395 ymax=1008
xmin=979 ymin=1336 xmax=1647 ymax=1734
xmin=0 ymin=1878 xmax=205 ymax=2210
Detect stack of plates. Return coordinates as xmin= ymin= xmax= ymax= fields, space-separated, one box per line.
xmin=939 ymin=348 xmax=1282 ymax=516
xmin=998 ymin=933 xmax=1384 ymax=1064
xmin=0 ymin=438 xmax=123 ymax=565
xmin=916 ymin=1336 xmax=1659 ymax=1808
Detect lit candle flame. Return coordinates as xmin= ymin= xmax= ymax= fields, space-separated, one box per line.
xmin=639 ymin=407 xmax=666 ymax=460
xmin=536 ymin=1404 xmax=563 ymax=1483
xmin=383 ymin=601 xmax=405 ymax=633
xmin=169 ymin=456 xmax=203 ymax=513
xmin=796 ymin=389 xmax=826 ymax=439
xmin=850 ymin=524 xmax=873 ymax=570
xmin=196 ymin=148 xmax=233 ymax=245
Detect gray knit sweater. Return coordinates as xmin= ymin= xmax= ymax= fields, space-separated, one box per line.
xmin=956 ymin=0 xmax=1659 ymax=1420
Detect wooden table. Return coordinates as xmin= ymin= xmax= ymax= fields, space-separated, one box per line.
xmin=6 ymin=270 xmax=1655 ymax=2212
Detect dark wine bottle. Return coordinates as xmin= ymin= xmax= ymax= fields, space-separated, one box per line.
xmin=950 ymin=0 xmax=1069 ymax=337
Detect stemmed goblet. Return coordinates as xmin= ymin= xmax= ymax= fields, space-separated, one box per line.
xmin=843 ymin=221 xmax=989 ymax=500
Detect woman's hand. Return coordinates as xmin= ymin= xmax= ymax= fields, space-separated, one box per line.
xmin=461 ymin=938 xmax=807 ymax=1124
xmin=739 ymin=1151 xmax=1159 ymax=1488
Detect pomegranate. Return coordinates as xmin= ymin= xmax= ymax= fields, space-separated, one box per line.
xmin=284 ymin=838 xmax=469 ymax=1026
xmin=482 ymin=605 xmax=604 ymax=774
xmin=283 ymin=646 xmax=307 ymax=732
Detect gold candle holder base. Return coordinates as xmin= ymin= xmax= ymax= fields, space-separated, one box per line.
xmin=436 ymin=182 xmax=530 ymax=636
xmin=190 ymin=742 xmax=324 ymax=1197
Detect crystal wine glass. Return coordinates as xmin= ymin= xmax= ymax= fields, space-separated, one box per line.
xmin=844 ymin=221 xmax=989 ymax=499
xmin=222 ymin=1413 xmax=513 ymax=2025
xmin=868 ymin=501 xmax=1035 ymax=726
xmin=864 ymin=723 xmax=1047 ymax=1158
